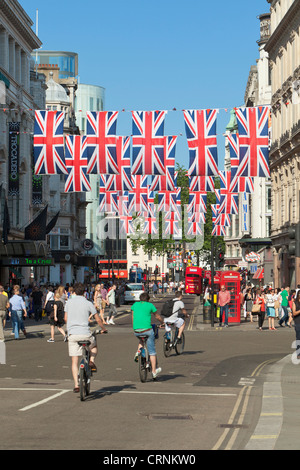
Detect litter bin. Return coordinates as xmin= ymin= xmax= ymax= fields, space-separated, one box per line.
xmin=203 ymin=302 xmax=211 ymax=324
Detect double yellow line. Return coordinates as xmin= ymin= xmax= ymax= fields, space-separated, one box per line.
xmin=212 ymin=359 xmax=276 ymax=450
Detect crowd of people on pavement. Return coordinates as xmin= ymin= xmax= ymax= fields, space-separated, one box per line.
xmin=1 ymin=277 xmax=299 ymax=391
xmin=240 ymin=283 xmax=300 ymax=331
xmin=0 ymin=278 xmax=182 ymax=342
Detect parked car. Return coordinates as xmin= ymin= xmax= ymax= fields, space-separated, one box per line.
xmin=124 ymin=283 xmax=144 ymax=304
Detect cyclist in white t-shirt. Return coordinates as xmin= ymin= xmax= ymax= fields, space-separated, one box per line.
xmin=164 ymin=291 xmax=188 ymax=343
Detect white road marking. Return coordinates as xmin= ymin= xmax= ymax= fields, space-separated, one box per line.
xmin=0 ymin=388 xmax=71 ymax=412
xmin=19 ymin=390 xmax=71 ymax=411
xmin=97 ymin=390 xmax=237 ymax=397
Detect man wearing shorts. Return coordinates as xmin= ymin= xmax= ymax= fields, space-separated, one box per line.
xmin=132 ymin=292 xmax=164 ymax=379
xmin=64 ymin=283 xmax=107 ymax=393
xmin=164 ymin=291 xmax=188 ymax=343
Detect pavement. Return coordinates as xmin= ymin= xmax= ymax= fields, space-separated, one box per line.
xmin=2 ymin=294 xmax=300 ymax=450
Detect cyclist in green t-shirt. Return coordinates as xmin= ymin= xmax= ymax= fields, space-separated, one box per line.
xmin=131 ymin=292 xmax=164 ymax=378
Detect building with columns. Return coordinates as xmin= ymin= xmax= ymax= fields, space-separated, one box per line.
xmin=265 ymin=0 xmax=300 ymax=288
xmin=224 ymin=11 xmax=273 ymax=286
xmin=0 ymin=0 xmax=49 ymax=285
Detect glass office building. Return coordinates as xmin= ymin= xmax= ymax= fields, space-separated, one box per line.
xmin=75 ymin=83 xmax=105 ymax=133
xmin=33 ymin=51 xmax=78 ymax=79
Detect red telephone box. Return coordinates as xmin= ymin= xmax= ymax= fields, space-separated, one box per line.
xmin=220 ymin=271 xmax=241 ymax=323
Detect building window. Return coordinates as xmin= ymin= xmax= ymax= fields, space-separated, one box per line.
xmin=266 ymin=187 xmax=272 ymax=212
xmin=50 ymin=228 xmax=70 ymax=250
xmin=266 ymin=217 xmax=271 ymax=237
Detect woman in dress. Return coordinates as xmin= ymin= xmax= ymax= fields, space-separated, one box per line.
xmin=244 ymin=288 xmax=254 ymax=322
xmin=47 ymin=290 xmax=67 ymax=343
xmin=265 ymin=288 xmax=277 ymax=330
xmin=255 ymin=288 xmax=266 ymax=331
xmin=274 ymin=288 xmax=282 ymax=319
xmin=94 ymin=284 xmax=107 ymax=324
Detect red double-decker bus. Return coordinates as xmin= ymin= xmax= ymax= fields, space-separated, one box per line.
xmin=97 ymin=260 xmax=128 ymax=280
xmin=185 ymin=267 xmax=204 ymax=295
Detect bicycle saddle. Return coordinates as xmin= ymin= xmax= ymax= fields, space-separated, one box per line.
xmin=77 ymin=340 xmax=91 ymax=346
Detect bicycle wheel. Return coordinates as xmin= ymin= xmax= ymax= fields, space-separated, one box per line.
xmin=79 ymin=366 xmax=86 ymax=401
xmin=175 ymin=330 xmax=185 ymax=355
xmin=163 ymin=333 xmax=172 ymax=357
xmin=85 ymin=371 xmax=91 ymax=396
xmin=138 ymin=348 xmax=148 ymax=383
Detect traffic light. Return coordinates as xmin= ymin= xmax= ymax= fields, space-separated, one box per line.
xmin=216 ymin=250 xmax=225 ymax=268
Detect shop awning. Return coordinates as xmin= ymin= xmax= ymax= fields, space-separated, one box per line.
xmin=253 ymin=267 xmax=264 ymax=279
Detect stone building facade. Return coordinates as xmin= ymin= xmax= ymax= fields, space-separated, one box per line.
xmin=265 ymin=0 xmax=300 ymax=288
xmin=0 ymin=0 xmax=48 ymax=285
xmin=224 ymin=12 xmax=273 ymax=285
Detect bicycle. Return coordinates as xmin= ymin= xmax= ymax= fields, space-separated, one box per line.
xmin=77 ymin=328 xmax=101 ymax=401
xmin=136 ymin=324 xmax=160 ymax=383
xmin=163 ymin=322 xmax=185 ymax=357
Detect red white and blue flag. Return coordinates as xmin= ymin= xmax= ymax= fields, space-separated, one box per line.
xmin=187 ymin=222 xmax=203 ymax=236
xmin=188 ymin=212 xmax=206 ymax=224
xmin=98 ymin=192 xmax=119 ymax=214
xmin=189 ymin=175 xmax=215 ymax=192
xmin=228 ymin=132 xmax=254 ymax=193
xmin=86 ymin=111 xmax=119 ymax=175
xmin=64 ymin=135 xmax=91 ymax=192
xmin=119 ymin=216 xmax=134 ymax=235
xmin=164 ymin=212 xmax=180 ymax=236
xmin=183 ymin=109 xmax=218 ymax=177
xmin=158 ymin=191 xmax=178 ymax=213
xmin=128 ymin=175 xmax=149 ymax=213
xmin=235 ymin=106 xmax=270 ymax=178
xmin=212 ymin=224 xmax=226 ymax=236
xmin=131 ymin=110 xmax=166 ymax=175
xmin=34 ymin=110 xmax=67 ymax=175
xmin=188 ymin=192 xmax=207 ymax=214
xmin=215 ymin=213 xmax=231 ymax=227
xmin=104 ymin=136 xmax=133 ymax=191
xmin=149 ymin=136 xmax=177 ymax=191
xmin=219 ymin=171 xmax=239 ymax=215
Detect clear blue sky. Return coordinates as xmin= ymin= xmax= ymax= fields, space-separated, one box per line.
xmin=21 ymin=0 xmax=269 ymax=170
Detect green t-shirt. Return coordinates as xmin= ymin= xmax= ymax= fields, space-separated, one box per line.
xmin=281 ymin=290 xmax=289 ymax=307
xmin=132 ymin=301 xmax=157 ymax=331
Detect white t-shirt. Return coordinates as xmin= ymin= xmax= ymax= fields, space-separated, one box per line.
xmin=166 ymin=298 xmax=185 ymax=323
xmin=65 ymin=295 xmax=96 ymax=336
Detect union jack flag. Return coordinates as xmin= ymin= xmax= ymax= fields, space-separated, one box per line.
xmin=235 ymin=106 xmax=270 ymax=178
xmin=158 ymin=191 xmax=178 ymax=212
xmin=104 ymin=136 xmax=133 ymax=192
xmin=34 ymin=110 xmax=67 ymax=175
xmin=187 ymin=222 xmax=203 ymax=236
xmin=131 ymin=110 xmax=166 ymax=175
xmin=211 ymin=204 xmax=219 ymax=222
xmin=86 ymin=111 xmax=119 ymax=175
xmin=163 ymin=216 xmax=180 ymax=236
xmin=188 ymin=212 xmax=206 ymax=224
xmin=212 ymin=224 xmax=226 ymax=237
xmin=143 ymin=216 xmax=158 ymax=235
xmin=189 ymin=175 xmax=215 ymax=192
xmin=183 ymin=109 xmax=218 ymax=177
xmin=117 ymin=192 xmax=129 ymax=217
xmin=119 ymin=216 xmax=134 ymax=235
xmin=228 ymin=132 xmax=254 ymax=193
xmin=149 ymin=136 xmax=177 ymax=191
xmin=128 ymin=175 xmax=149 ymax=213
xmin=219 ymin=171 xmax=239 ymax=215
xmin=64 ymin=135 xmax=91 ymax=192
xmin=188 ymin=192 xmax=207 ymax=214
xmin=97 ymin=192 xmax=119 ymax=214
xmin=215 ymin=213 xmax=231 ymax=226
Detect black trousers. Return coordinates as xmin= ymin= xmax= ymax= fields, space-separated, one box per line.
xmin=258 ymin=311 xmax=265 ymax=328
